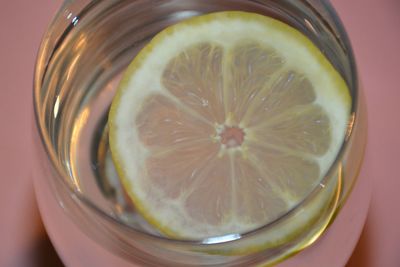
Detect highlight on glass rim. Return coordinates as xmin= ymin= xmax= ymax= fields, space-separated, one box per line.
xmin=33 ymin=1 xmax=367 ymax=266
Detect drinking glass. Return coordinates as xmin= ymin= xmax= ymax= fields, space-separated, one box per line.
xmin=33 ymin=0 xmax=369 ymax=266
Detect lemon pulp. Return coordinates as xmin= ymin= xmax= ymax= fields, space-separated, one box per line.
xmin=109 ymin=11 xmax=351 ymax=241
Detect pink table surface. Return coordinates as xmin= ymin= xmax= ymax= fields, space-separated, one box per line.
xmin=1 ymin=0 xmax=399 ymax=266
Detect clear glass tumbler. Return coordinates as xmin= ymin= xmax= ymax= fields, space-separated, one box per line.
xmin=33 ymin=0 xmax=368 ymax=266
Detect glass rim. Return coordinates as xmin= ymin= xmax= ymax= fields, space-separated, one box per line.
xmin=33 ymin=0 xmax=359 ymax=245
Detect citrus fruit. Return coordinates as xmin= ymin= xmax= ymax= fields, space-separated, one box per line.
xmin=109 ymin=11 xmax=351 ymax=241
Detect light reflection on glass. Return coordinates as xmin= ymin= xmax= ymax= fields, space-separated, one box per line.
xmin=53 ymin=95 xmax=60 ymax=119
xmin=66 ymin=54 xmax=81 ymax=82
xmin=346 ymin=112 xmax=356 ymax=141
xmin=170 ymin=10 xmax=201 ymax=20
xmin=74 ymin=33 xmax=87 ymax=51
xmin=64 ymin=9 xmax=79 ymax=26
xmin=304 ymin=18 xmax=317 ymax=35
xmin=69 ymin=108 xmax=90 ymax=192
xmin=72 ymin=16 xmax=79 ymax=26
xmin=203 ymin=233 xmax=241 ymax=244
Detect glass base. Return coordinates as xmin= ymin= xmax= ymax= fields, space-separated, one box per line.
xmin=34 ymin=161 xmax=371 ymax=267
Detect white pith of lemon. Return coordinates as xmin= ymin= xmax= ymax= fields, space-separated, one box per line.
xmin=109 ymin=11 xmax=351 ymax=242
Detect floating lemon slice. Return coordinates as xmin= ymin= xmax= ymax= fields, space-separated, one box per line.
xmin=109 ymin=11 xmax=351 ymax=242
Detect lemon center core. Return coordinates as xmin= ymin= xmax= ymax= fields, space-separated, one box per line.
xmin=219 ymin=126 xmax=245 ymax=148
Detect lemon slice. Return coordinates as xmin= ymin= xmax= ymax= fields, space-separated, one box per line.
xmin=109 ymin=11 xmax=351 ymax=241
